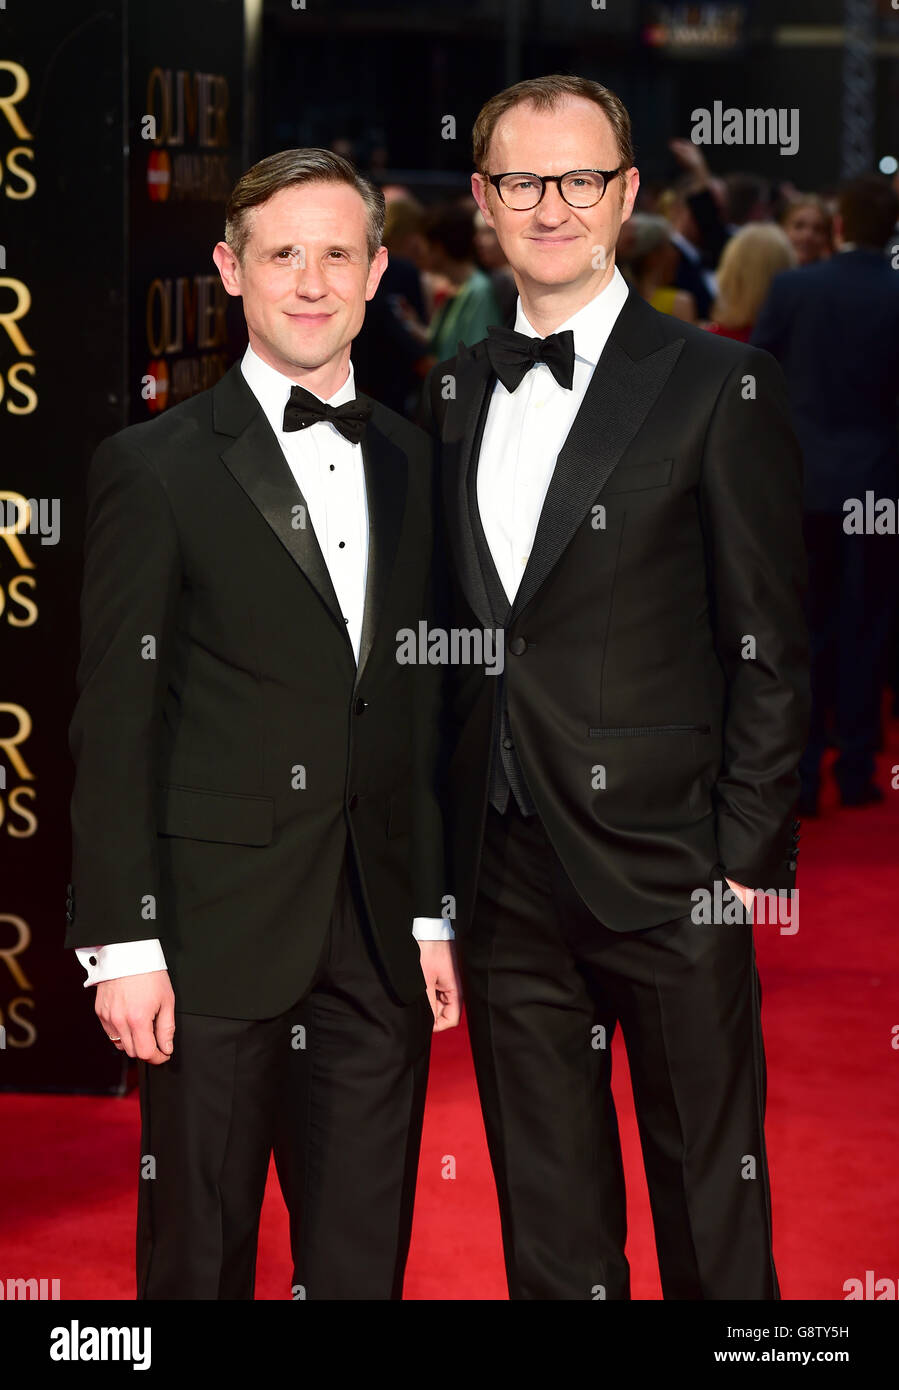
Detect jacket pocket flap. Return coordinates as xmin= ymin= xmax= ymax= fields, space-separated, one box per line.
xmin=157 ymin=784 xmax=274 ymax=846
xmin=602 ymin=458 xmax=673 ymax=494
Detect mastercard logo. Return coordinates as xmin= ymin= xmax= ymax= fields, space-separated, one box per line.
xmin=147 ymin=149 xmax=171 ymax=201
xmin=146 ymin=359 xmax=170 ymax=413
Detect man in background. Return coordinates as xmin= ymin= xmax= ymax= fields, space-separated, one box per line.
xmin=752 ymin=175 xmax=899 ymax=813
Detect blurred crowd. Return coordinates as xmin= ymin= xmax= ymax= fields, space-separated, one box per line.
xmin=348 ymin=141 xmax=899 ymax=815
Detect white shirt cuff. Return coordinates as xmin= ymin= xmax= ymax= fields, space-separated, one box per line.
xmin=75 ymin=939 xmax=168 ymax=986
xmin=412 ymin=916 xmax=455 ymax=942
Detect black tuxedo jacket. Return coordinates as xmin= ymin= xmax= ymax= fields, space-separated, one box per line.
xmin=421 ymin=287 xmax=809 ymax=934
xmin=66 ymin=361 xmax=444 ymax=1017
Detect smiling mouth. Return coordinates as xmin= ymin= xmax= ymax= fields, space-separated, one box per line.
xmin=286 ymin=311 xmax=333 ymax=322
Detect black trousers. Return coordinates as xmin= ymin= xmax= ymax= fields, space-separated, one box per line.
xmin=799 ymin=510 xmax=895 ymax=799
xmin=136 ymin=856 xmax=433 ymax=1300
xmin=460 ymin=802 xmax=779 ymax=1301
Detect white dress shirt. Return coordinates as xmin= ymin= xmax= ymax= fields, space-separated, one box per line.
xmin=477 ymin=265 xmax=630 ymax=604
xmin=77 ymin=346 xmax=450 ymax=988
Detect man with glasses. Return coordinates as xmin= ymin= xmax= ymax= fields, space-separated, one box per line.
xmin=421 ymin=75 xmax=808 ymax=1300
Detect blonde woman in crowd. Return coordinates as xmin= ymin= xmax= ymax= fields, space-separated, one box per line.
xmin=705 ymin=222 xmax=796 ymax=342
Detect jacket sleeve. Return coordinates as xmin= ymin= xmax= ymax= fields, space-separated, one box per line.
xmin=415 ymin=358 xmax=454 ymax=438
xmin=698 ymin=347 xmax=810 ymax=890
xmin=749 ymin=273 xmax=793 ymax=360
xmin=410 ymin=432 xmax=451 ymax=922
xmin=66 ymin=434 xmax=182 ymax=948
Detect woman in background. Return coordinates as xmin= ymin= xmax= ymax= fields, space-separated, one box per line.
xmin=781 ymin=194 xmax=833 ymax=267
xmin=619 ymin=212 xmax=697 ymax=322
xmin=705 ymin=223 xmax=796 ymax=342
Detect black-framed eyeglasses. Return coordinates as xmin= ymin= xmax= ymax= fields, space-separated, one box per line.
xmin=485 ymin=168 xmax=623 ymax=210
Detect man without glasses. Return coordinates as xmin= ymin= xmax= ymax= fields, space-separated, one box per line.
xmin=67 ymin=149 xmax=460 ymax=1300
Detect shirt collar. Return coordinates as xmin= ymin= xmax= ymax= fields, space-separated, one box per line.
xmin=241 ymin=343 xmax=357 ymax=436
xmin=513 ymin=265 xmax=630 ymax=368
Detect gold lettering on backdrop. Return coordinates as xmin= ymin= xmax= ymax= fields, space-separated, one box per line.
xmin=0 ymin=61 xmax=37 ymax=201
xmin=0 ymin=62 xmax=33 ymax=139
xmin=146 ymin=68 xmax=229 ymax=149
xmin=0 ymin=915 xmax=36 ymax=1048
xmin=0 ymin=913 xmax=31 ymax=990
xmin=144 ymin=276 xmax=229 ymax=408
xmin=146 ymin=278 xmax=168 ymax=357
xmin=0 ymin=492 xmax=37 ymax=622
xmin=0 ymin=278 xmax=34 ymax=356
xmin=0 ymin=280 xmax=38 ymax=414
xmin=143 ymin=68 xmax=230 ymax=201
xmin=0 ymin=491 xmax=38 ymax=628
xmin=0 ymin=492 xmax=34 ymax=569
xmin=146 ymin=67 xmax=172 ymax=146
xmin=0 ymin=702 xmax=33 ymax=779
xmin=0 ymin=705 xmax=37 ymax=837
xmin=1 ymin=575 xmax=38 ymax=626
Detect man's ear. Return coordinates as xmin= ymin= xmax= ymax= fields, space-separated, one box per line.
xmin=621 ymin=166 xmax=640 ymax=223
xmin=365 ymin=245 xmax=389 ymax=302
xmin=213 ymin=241 xmax=242 ymax=297
xmin=471 ymin=172 xmax=495 ymax=228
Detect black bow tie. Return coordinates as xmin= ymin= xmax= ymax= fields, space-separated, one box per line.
xmin=485 ymin=325 xmax=576 ymax=393
xmin=282 ymin=384 xmax=373 ymax=444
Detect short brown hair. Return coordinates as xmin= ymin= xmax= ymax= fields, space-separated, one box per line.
xmin=472 ymin=74 xmax=634 ymax=175
xmin=837 ymin=175 xmax=899 ymax=250
xmin=224 ymin=148 xmax=386 ymax=262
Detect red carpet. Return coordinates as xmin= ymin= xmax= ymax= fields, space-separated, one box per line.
xmin=3 ymin=726 xmax=897 ymax=1300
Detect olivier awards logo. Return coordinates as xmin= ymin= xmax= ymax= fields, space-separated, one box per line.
xmin=143 ymin=275 xmax=229 ymax=411
xmin=139 ymin=63 xmax=233 ymax=411
xmin=142 ymin=66 xmax=231 ymax=202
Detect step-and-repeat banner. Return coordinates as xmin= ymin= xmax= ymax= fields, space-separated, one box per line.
xmin=0 ymin=0 xmax=248 ymax=1091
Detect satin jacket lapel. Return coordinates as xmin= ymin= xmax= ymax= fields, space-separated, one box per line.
xmin=214 ymin=364 xmax=349 ymax=648
xmin=511 ymin=292 xmax=684 ymax=619
xmin=356 ymin=403 xmax=407 ymax=684
xmin=440 ymin=343 xmax=496 ymax=630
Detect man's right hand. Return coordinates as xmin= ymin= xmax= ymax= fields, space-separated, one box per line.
xmin=95 ymin=970 xmax=175 ymax=1065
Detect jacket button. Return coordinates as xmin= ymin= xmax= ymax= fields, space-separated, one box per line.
xmin=502 ymin=737 xmax=514 ymax=750
xmin=354 ymin=698 xmax=368 ymax=715
xmin=509 ymin=637 xmax=527 ymax=656
xmin=788 ymin=860 xmax=797 ymax=871
xmin=348 ymin=793 xmax=359 ymax=811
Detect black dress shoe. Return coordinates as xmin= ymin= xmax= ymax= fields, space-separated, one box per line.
xmin=840 ymin=784 xmax=885 ymax=808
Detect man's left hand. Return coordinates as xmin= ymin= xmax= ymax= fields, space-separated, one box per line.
xmin=418 ymin=940 xmax=463 ymax=1032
